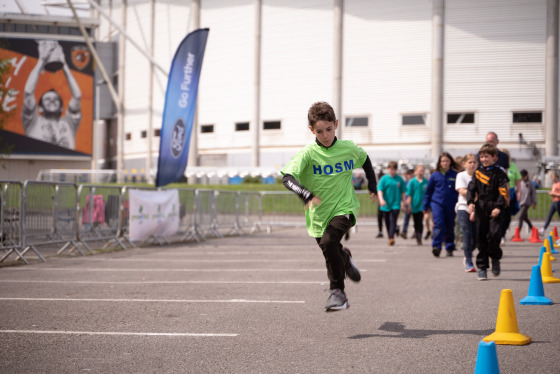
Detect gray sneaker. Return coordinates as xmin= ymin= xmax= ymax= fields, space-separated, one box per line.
xmin=478 ymin=269 xmax=488 ymax=281
xmin=325 ymin=289 xmax=348 ymax=311
xmin=342 ymin=247 xmax=361 ymax=282
xmin=491 ymin=260 xmax=501 ymax=277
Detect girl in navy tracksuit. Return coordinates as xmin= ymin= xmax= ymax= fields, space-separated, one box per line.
xmin=423 ymin=152 xmax=460 ymax=257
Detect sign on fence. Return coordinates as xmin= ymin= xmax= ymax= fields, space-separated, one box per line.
xmin=129 ymin=189 xmax=179 ymax=241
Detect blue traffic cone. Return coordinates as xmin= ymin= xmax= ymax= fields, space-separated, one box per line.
xmin=474 ymin=341 xmax=500 ymax=374
xmin=549 ymin=235 xmax=559 ymax=254
xmin=520 ymin=265 xmax=552 ymax=305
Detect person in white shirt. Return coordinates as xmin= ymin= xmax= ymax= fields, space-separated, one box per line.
xmin=455 ymin=153 xmax=478 ymax=272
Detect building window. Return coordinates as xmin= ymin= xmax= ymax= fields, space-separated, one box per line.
xmin=345 ymin=116 xmax=369 ymax=127
xmin=201 ymin=124 xmax=214 ymax=133
xmin=513 ymin=112 xmax=542 ymax=123
xmin=263 ymin=121 xmax=281 ymax=130
xmin=141 ymin=130 xmax=147 ymax=138
xmin=402 ymin=114 xmax=426 ymax=125
xmin=236 ymin=122 xmax=249 ymax=131
xmin=154 ymin=129 xmax=160 ymax=137
xmin=125 ymin=133 xmax=132 ymax=140
xmin=447 ymin=113 xmax=475 ymax=124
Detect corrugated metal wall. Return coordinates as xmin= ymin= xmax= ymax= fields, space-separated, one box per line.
xmin=97 ymin=0 xmax=553 ymax=169
xmin=444 ymin=0 xmax=546 ymax=145
xmin=344 ymin=0 xmax=432 ymax=152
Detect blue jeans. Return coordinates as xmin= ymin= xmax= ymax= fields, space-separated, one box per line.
xmin=543 ymin=201 xmax=560 ymax=231
xmin=458 ymin=210 xmax=476 ymax=267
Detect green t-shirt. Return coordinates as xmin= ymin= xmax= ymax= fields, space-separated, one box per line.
xmin=281 ymin=140 xmax=368 ymax=237
xmin=378 ymin=174 xmax=406 ymax=212
xmin=508 ymin=162 xmax=521 ymax=189
xmin=406 ymin=177 xmax=428 ymax=214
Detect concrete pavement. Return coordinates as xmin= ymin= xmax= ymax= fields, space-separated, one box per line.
xmin=0 ymin=226 xmax=559 ymax=373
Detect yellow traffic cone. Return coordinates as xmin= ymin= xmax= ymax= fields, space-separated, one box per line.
xmin=483 ymin=289 xmax=531 ymax=345
xmin=551 ymin=229 xmax=559 ymax=248
xmin=543 ymin=239 xmax=556 ymax=261
xmin=541 ymin=253 xmax=560 ymax=284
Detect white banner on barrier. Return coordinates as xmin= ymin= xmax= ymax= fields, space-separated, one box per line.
xmin=129 ymin=189 xmax=180 ymax=241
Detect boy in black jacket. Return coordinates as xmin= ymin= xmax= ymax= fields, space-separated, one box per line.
xmin=467 ymin=143 xmax=509 ymax=281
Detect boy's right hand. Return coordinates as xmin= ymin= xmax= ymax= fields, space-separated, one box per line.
xmin=468 ymin=204 xmax=475 ymax=214
xmin=305 ymin=196 xmax=322 ymax=210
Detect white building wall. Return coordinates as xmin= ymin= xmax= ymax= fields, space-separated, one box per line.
xmin=197 ymin=0 xmax=254 ymax=153
xmin=344 ymin=0 xmax=432 ymax=156
xmin=444 ymin=0 xmax=546 ymax=146
xmin=260 ymin=0 xmax=334 ymax=152
xmin=95 ymin=0 xmax=554 ymax=172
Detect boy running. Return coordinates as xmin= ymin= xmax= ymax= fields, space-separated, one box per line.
xmin=281 ymin=101 xmax=377 ymax=311
xmin=467 ymin=143 xmax=509 ymax=280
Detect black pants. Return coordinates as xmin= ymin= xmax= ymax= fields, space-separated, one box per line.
xmin=517 ymin=205 xmax=533 ymax=230
xmin=315 ymin=215 xmax=352 ymax=291
xmin=476 ymin=208 xmax=503 ymax=270
xmin=377 ymin=206 xmax=384 ymax=233
xmin=382 ymin=210 xmax=400 ymax=239
xmin=412 ymin=212 xmax=424 ymax=238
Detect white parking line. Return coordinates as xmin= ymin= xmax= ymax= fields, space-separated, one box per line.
xmin=31 ymin=268 xmax=362 ymax=272
xmin=0 ymin=297 xmax=305 ymax=304
xmin=105 ymin=259 xmax=385 ymax=263
xmin=0 ymin=330 xmax=238 ymax=337
xmin=0 ymin=280 xmax=327 ymax=285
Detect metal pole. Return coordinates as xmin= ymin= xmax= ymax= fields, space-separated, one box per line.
xmin=187 ymin=0 xmax=201 ymax=181
xmin=431 ymin=0 xmax=445 ymax=159
xmin=146 ymin=0 xmax=155 ymax=183
xmin=85 ymin=0 xmax=168 ymax=75
xmin=117 ymin=0 xmax=127 ymax=182
xmin=67 ymin=0 xmax=122 ymax=181
xmin=333 ymin=0 xmax=343 ymax=139
xmin=545 ymin=0 xmax=559 ymax=158
xmin=252 ymin=0 xmax=261 ymax=167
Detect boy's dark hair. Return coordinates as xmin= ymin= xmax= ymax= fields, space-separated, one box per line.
xmin=479 ymin=143 xmax=498 ymax=157
xmin=436 ymin=152 xmax=460 ymax=172
xmin=308 ymin=101 xmax=336 ymax=127
xmin=388 ymin=161 xmax=398 ymax=170
xmin=520 ymin=169 xmax=528 ymax=177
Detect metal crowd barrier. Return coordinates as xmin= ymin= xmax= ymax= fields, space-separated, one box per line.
xmin=4 ymin=179 xmax=556 ymax=265
xmin=1 ymin=181 xmax=25 ymax=263
xmin=20 ymin=181 xmax=83 ymax=262
xmin=77 ymin=184 xmax=129 ymax=251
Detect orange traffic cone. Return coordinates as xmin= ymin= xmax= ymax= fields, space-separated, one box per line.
xmin=483 ymin=289 xmax=531 ymax=345
xmin=511 ymin=227 xmax=524 ymax=242
xmin=551 ymin=227 xmax=559 ymax=248
xmin=529 ymin=227 xmax=541 ymax=243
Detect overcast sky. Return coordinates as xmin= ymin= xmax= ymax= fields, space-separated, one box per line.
xmin=1 ymin=0 xmax=91 ymax=17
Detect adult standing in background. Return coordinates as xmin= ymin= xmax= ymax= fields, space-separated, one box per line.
xmin=483 ymin=132 xmax=510 ymax=171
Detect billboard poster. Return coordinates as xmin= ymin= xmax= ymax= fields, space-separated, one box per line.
xmin=0 ymin=37 xmax=93 ymax=156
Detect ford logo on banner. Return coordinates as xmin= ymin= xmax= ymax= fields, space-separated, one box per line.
xmin=171 ymin=118 xmax=186 ymax=159
xmin=156 ymin=28 xmax=209 ymax=187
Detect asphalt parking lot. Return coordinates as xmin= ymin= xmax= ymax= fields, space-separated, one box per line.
xmin=0 ymin=226 xmax=559 ymax=373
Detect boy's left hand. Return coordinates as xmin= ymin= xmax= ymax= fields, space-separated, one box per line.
xmin=491 ymin=208 xmax=500 ymax=218
xmin=369 ymin=192 xmax=377 ymax=202
xmin=305 ymin=196 xmax=322 ymax=210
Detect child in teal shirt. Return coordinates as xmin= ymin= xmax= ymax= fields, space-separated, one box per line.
xmin=281 ymin=101 xmax=377 ymax=312
xmin=406 ymin=164 xmax=429 ymax=245
xmin=377 ymin=161 xmax=407 ymax=246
